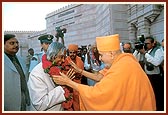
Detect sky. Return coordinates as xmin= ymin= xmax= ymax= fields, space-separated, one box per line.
xmin=3 ymin=2 xmax=70 ymax=31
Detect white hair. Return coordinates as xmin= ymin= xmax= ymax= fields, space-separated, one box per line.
xmin=46 ymin=42 xmax=66 ymax=60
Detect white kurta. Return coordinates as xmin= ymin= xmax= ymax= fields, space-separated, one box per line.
xmin=27 ymin=62 xmax=65 ymax=111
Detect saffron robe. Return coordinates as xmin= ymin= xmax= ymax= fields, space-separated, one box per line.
xmin=63 ymin=56 xmax=84 ymax=111
xmin=78 ymin=53 xmax=156 ymax=111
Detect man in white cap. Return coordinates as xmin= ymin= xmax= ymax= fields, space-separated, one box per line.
xmin=53 ymin=34 xmax=156 ymax=111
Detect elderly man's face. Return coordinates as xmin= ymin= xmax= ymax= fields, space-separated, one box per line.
xmin=99 ymin=51 xmax=113 ymax=69
xmin=55 ymin=50 xmax=66 ymax=66
xmin=4 ymin=38 xmax=19 ymax=55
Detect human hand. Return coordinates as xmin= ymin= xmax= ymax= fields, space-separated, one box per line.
xmin=69 ymin=61 xmax=83 ymax=73
xmin=66 ymin=69 xmax=76 ymax=80
xmin=52 ymin=69 xmax=75 ymax=85
xmin=52 ymin=72 xmax=69 ymax=85
xmin=139 ymin=48 xmax=146 ymax=54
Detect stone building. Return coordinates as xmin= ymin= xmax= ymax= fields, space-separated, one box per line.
xmin=4 ymin=3 xmax=165 ymax=59
xmin=127 ymin=4 xmax=164 ymax=43
xmin=45 ymin=4 xmax=129 ymax=46
xmin=4 ymin=31 xmax=38 ymax=60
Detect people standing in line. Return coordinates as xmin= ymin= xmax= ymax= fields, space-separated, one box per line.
xmin=29 ymin=34 xmax=53 ymax=74
xmin=138 ymin=36 xmax=164 ymax=111
xmin=4 ymin=34 xmax=30 ymax=111
xmin=27 ymin=42 xmax=66 ymax=111
xmin=62 ymin=44 xmax=84 ymax=111
xmin=53 ymin=34 xmax=156 ymax=111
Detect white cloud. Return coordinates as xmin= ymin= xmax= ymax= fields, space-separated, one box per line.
xmin=3 ymin=2 xmax=69 ymax=31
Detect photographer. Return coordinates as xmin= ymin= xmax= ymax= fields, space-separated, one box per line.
xmin=138 ymin=36 xmax=164 ymax=111
xmin=133 ymin=35 xmax=145 ymax=69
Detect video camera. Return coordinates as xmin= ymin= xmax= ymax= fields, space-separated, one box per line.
xmin=134 ymin=35 xmax=145 ymax=50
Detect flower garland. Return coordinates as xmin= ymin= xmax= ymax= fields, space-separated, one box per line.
xmin=42 ymin=54 xmax=73 ymax=110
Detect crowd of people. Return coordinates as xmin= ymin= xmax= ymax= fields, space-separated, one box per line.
xmin=4 ymin=33 xmax=164 ymax=111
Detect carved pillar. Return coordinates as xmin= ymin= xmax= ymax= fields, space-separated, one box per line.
xmin=128 ymin=22 xmax=137 ymax=41
xmin=137 ymin=17 xmax=150 ymax=37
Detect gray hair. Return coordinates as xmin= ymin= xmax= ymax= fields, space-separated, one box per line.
xmin=46 ymin=42 xmax=65 ymax=60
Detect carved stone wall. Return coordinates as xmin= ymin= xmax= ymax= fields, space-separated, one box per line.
xmin=127 ymin=4 xmax=164 ymax=43
xmin=4 ymin=3 xmax=164 ymax=60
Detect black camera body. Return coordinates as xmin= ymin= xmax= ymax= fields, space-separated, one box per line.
xmin=134 ymin=35 xmax=146 ymax=50
xmin=146 ymin=62 xmax=154 ymax=71
xmin=135 ymin=41 xmax=144 ymax=50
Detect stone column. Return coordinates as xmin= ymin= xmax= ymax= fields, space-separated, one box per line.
xmin=137 ymin=17 xmax=150 ymax=37
xmin=128 ymin=22 xmax=137 ymax=42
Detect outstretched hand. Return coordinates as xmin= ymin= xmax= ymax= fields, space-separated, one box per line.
xmin=69 ymin=61 xmax=83 ymax=73
xmin=52 ymin=69 xmax=76 ymax=85
xmin=66 ymin=69 xmax=76 ymax=80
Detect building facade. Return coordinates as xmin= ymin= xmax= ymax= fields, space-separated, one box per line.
xmin=4 ymin=3 xmax=165 ymax=60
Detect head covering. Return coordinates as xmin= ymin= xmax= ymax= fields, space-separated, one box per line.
xmin=68 ymin=44 xmax=78 ymax=51
xmin=38 ymin=34 xmax=53 ymax=43
xmin=96 ymin=34 xmax=120 ymax=52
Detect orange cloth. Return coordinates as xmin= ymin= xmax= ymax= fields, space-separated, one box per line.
xmin=78 ymin=53 xmax=156 ymax=110
xmin=63 ymin=56 xmax=84 ymax=111
xmin=96 ymin=34 xmax=120 ymax=52
xmin=68 ymin=44 xmax=78 ymax=51
xmin=99 ymin=68 xmax=108 ymax=76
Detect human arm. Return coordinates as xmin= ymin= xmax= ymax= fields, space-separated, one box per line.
xmin=53 ymin=72 xmax=79 ymax=91
xmin=145 ymin=48 xmax=164 ymax=66
xmin=70 ymin=61 xmax=103 ymax=81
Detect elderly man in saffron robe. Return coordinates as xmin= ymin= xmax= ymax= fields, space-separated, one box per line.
xmin=53 ymin=34 xmax=156 ymax=111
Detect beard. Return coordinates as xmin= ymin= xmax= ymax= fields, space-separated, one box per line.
xmin=70 ymin=55 xmax=76 ymax=60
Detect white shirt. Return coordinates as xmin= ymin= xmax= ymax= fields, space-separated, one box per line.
xmin=27 ymin=63 xmax=65 ymax=111
xmin=144 ymin=47 xmax=164 ymax=75
xmin=133 ymin=50 xmax=144 ymax=62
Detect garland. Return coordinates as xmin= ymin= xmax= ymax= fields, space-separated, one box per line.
xmin=42 ymin=54 xmax=73 ymax=110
